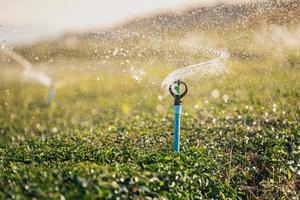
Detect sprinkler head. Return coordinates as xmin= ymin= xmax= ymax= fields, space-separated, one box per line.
xmin=169 ymin=80 xmax=188 ymax=105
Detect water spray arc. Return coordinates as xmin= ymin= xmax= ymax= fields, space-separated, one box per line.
xmin=161 ymin=51 xmax=229 ymax=93
xmin=169 ymin=80 xmax=188 ymax=152
xmin=0 ymin=47 xmax=55 ymax=104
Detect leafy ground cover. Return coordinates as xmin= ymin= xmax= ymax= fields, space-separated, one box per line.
xmin=0 ymin=58 xmax=300 ymax=199
xmin=0 ymin=1 xmax=300 ymax=198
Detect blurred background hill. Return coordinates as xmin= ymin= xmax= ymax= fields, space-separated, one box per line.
xmin=1 ymin=0 xmax=298 ymax=65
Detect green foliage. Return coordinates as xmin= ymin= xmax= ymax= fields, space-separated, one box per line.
xmin=0 ymin=4 xmax=300 ymax=198
xmin=0 ymin=82 xmax=300 ymax=199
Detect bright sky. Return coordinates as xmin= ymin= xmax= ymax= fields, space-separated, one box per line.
xmin=0 ymin=0 xmax=259 ymax=44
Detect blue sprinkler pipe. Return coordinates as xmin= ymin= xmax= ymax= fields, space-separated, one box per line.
xmin=169 ymin=80 xmax=188 ymax=152
xmin=173 ymin=104 xmax=182 ymax=152
xmin=48 ymin=84 xmax=56 ymax=104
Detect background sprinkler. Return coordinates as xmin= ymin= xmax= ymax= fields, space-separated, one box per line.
xmin=1 ymin=46 xmax=55 ymax=104
xmin=48 ymin=83 xmax=56 ymax=104
xmin=169 ymin=80 xmax=188 ymax=152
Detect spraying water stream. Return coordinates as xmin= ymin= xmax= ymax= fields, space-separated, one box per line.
xmin=0 ymin=46 xmax=53 ymax=87
xmin=162 ymin=50 xmax=230 ymax=92
xmin=1 ymin=46 xmax=56 ymax=103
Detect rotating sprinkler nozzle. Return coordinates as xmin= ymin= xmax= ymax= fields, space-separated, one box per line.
xmin=169 ymin=80 xmax=188 ymax=152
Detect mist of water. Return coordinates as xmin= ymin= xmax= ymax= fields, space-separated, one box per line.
xmin=161 ymin=50 xmax=229 ymax=92
xmin=0 ymin=46 xmax=53 ymax=87
xmin=254 ymin=25 xmax=300 ymax=51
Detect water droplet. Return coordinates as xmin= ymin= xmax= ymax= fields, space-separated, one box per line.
xmin=158 ymin=95 xmax=163 ymax=101
xmin=211 ymin=89 xmax=220 ymax=98
xmin=265 ymin=112 xmax=268 ymax=116
xmin=223 ymin=95 xmax=229 ymax=103
xmin=52 ymin=127 xmax=58 ymax=133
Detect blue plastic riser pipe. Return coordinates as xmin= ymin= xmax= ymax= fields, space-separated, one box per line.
xmin=48 ymin=88 xmax=56 ymax=104
xmin=173 ymin=104 xmax=182 ymax=152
